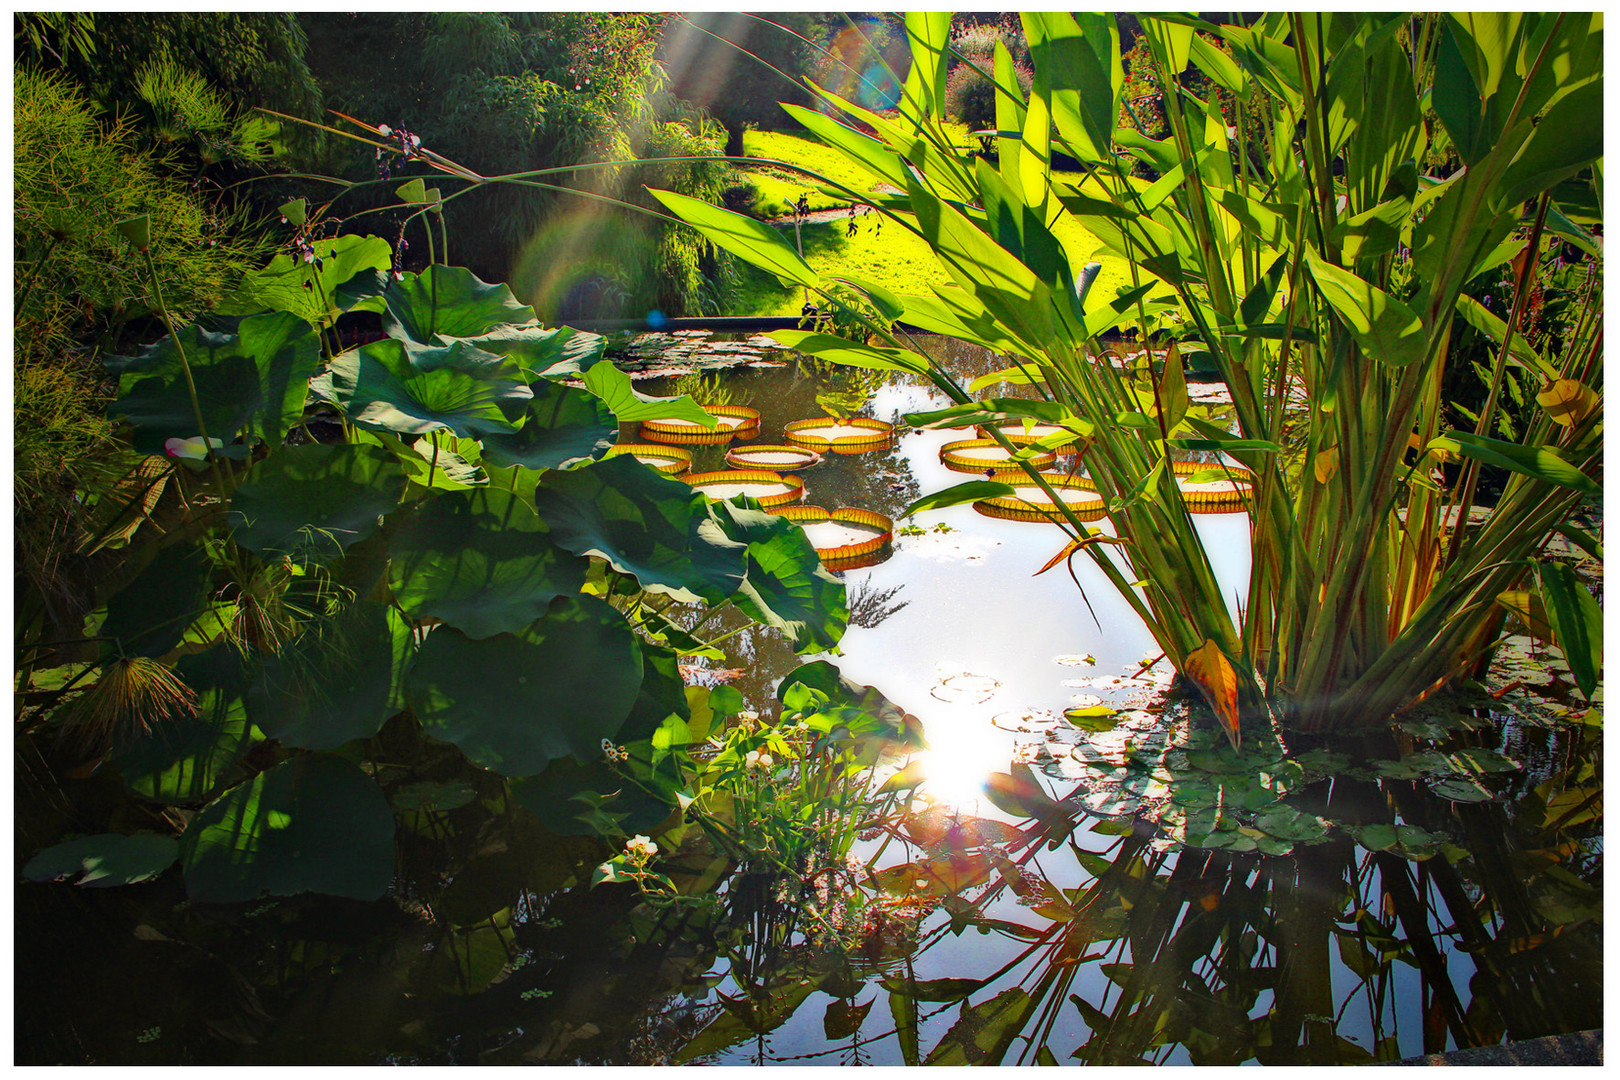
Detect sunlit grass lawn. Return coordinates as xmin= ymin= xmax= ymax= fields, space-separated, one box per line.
xmin=728 ymin=127 xmax=1133 ymax=318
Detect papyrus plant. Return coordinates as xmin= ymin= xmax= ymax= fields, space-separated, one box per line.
xmin=653 ymin=12 xmax=1603 ymax=738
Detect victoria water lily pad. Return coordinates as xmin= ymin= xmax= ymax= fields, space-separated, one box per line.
xmin=389 ymin=485 xmax=589 ymax=638
xmin=247 ymin=601 xmax=412 ymax=751
xmin=228 ymin=443 xmax=407 ymax=560
xmin=180 ymin=753 xmax=396 ymax=903
xmin=478 ymin=377 xmax=616 ymax=470
xmin=409 ymin=595 xmax=643 ymax=776
xmin=533 ymin=454 xmax=746 ymax=604
xmin=23 ymin=832 xmax=179 ymax=887
xmin=106 ymin=310 xmax=322 ymax=453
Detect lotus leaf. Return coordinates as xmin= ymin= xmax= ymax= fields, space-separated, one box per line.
xmin=313 ymin=337 xmax=529 ymax=440
xmin=228 ymin=443 xmax=407 ymax=560
xmin=216 ymin=234 xmax=393 ymax=327
xmin=22 ymin=832 xmax=180 ymax=887
xmin=101 ymin=541 xmax=215 ymax=658
xmin=389 ymin=486 xmax=589 ymax=639
xmin=390 ymin=780 xmax=480 ymax=813
xmin=510 ymin=756 xmax=674 ymax=837
xmin=438 ymin=324 xmax=604 ymax=380
xmin=247 ymin=601 xmax=412 ymax=750
xmin=581 ymin=359 xmax=716 ymax=427
xmin=532 ymin=454 xmax=746 ymax=604
xmin=180 ymin=753 xmax=396 ymax=903
xmin=111 ymin=645 xmax=261 ymax=804
xmin=381 ymin=264 xmax=537 ymax=342
xmin=106 ymin=311 xmax=322 ymax=453
xmin=408 ymin=595 xmax=643 ymax=776
xmin=479 ymin=377 xmax=616 ymax=471
xmin=728 ymin=517 xmax=849 ymax=654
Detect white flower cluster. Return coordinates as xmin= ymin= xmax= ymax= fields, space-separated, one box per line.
xmin=625 ymin=834 xmax=658 ymax=866
xmin=744 ymin=750 xmax=774 ymax=771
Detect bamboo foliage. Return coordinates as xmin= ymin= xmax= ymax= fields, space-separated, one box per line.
xmin=655 ymin=11 xmax=1603 ymax=735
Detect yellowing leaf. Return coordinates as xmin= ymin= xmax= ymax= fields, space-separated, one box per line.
xmin=1183 ymin=639 xmax=1240 ymax=749
xmin=1314 ymin=446 xmax=1339 ymax=483
xmin=1033 ymin=532 xmax=1125 ymax=576
xmin=1495 ymin=590 xmax=1555 ymax=641
xmin=1536 ymin=379 xmax=1598 ymax=428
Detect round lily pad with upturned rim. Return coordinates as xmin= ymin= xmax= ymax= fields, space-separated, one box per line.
xmin=638 ymin=404 xmax=760 ymax=445
xmin=683 ymin=469 xmax=805 ymax=509
xmin=940 ymin=438 xmax=1056 ymax=476
xmin=603 ymin=443 xmax=693 ymax=475
xmin=726 ymin=443 xmax=823 ymax=471
xmin=769 ymin=505 xmax=893 ymax=566
xmin=1168 ymin=460 xmax=1255 ymax=512
xmin=783 ymin=417 xmax=894 ymax=453
xmin=973 ymin=475 xmax=1107 ymax=522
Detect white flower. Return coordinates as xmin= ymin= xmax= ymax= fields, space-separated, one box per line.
xmin=626 ymin=834 xmax=658 ymax=864
xmin=377 ymin=124 xmax=392 ymax=136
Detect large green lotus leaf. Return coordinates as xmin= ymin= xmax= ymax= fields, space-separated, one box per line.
xmin=179 ymin=753 xmax=396 ymax=903
xmin=22 ymin=832 xmax=180 ymax=887
xmin=711 ymin=502 xmax=849 ymax=654
xmin=111 ymin=645 xmax=261 ymax=804
xmin=531 ymin=454 xmax=746 ymax=604
xmin=408 ymin=594 xmax=644 ymax=776
xmin=351 ymin=429 xmax=485 ymax=490
xmin=215 ymin=234 xmax=393 ymax=328
xmin=389 ymin=486 xmax=589 ymax=638
xmin=438 ymin=324 xmax=605 ymax=380
xmin=312 ymin=337 xmax=529 ymax=439
xmin=101 ymin=541 xmax=215 ymax=658
xmin=247 ymin=601 xmax=413 ymax=751
xmin=228 ymin=443 xmax=407 ymax=560
xmin=581 ymin=359 xmax=717 ymax=426
xmin=381 ymin=264 xmax=537 ymax=342
xmin=479 ymin=377 xmax=616 ymax=471
xmin=510 ymin=755 xmax=676 ymax=837
xmin=106 ymin=311 xmax=322 ymax=453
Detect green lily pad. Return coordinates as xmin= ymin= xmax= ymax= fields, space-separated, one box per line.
xmin=180 ymin=753 xmax=396 ymax=903
xmin=313 ymin=337 xmax=529 ymax=440
xmin=247 ymin=601 xmax=413 ymax=751
xmin=1255 ymin=835 xmax=1295 ymax=856
xmin=380 ymin=264 xmax=536 ymax=342
xmin=217 ymin=233 xmax=393 ymax=328
xmin=101 ymin=541 xmax=215 ymax=658
xmin=408 ymin=594 xmax=643 ymax=776
xmin=1428 ymin=777 xmax=1494 ymax=803
xmin=438 ymin=324 xmax=604 ymax=380
xmin=1347 ymin=823 xmax=1400 ymax=852
xmin=1065 ymin=705 xmax=1121 ymax=732
xmin=106 ymin=311 xmax=322 ymax=453
xmin=229 ymin=443 xmax=407 ymax=560
xmin=478 ymin=377 xmax=616 ymax=471
xmin=389 ymin=486 xmax=589 ymax=639
xmin=1449 ymin=748 xmax=1522 ymax=774
xmin=1254 ymin=805 xmax=1331 ymax=843
xmin=23 ymin=832 xmax=180 ymax=887
xmin=532 ymin=454 xmax=746 ymax=604
xmin=110 ymin=645 xmax=261 ymax=804
xmin=1170 ymin=779 xmax=1219 ymax=808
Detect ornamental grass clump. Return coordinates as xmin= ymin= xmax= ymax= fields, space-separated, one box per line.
xmin=651 ymin=12 xmax=1603 ymax=741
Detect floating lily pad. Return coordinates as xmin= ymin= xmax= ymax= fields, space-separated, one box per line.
xmin=1254 ymin=805 xmax=1331 ymax=843
xmin=23 ymin=832 xmax=180 ymax=887
xmin=931 ymin=674 xmax=999 ymax=704
xmin=1428 ymin=777 xmax=1493 ymax=803
xmin=390 ymin=486 xmax=589 ymax=639
xmin=408 ymin=595 xmax=643 ymax=776
xmin=180 ymin=753 xmax=396 ymax=903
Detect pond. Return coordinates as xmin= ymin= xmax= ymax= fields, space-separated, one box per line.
xmin=15 ymin=334 xmax=1602 ymax=1065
